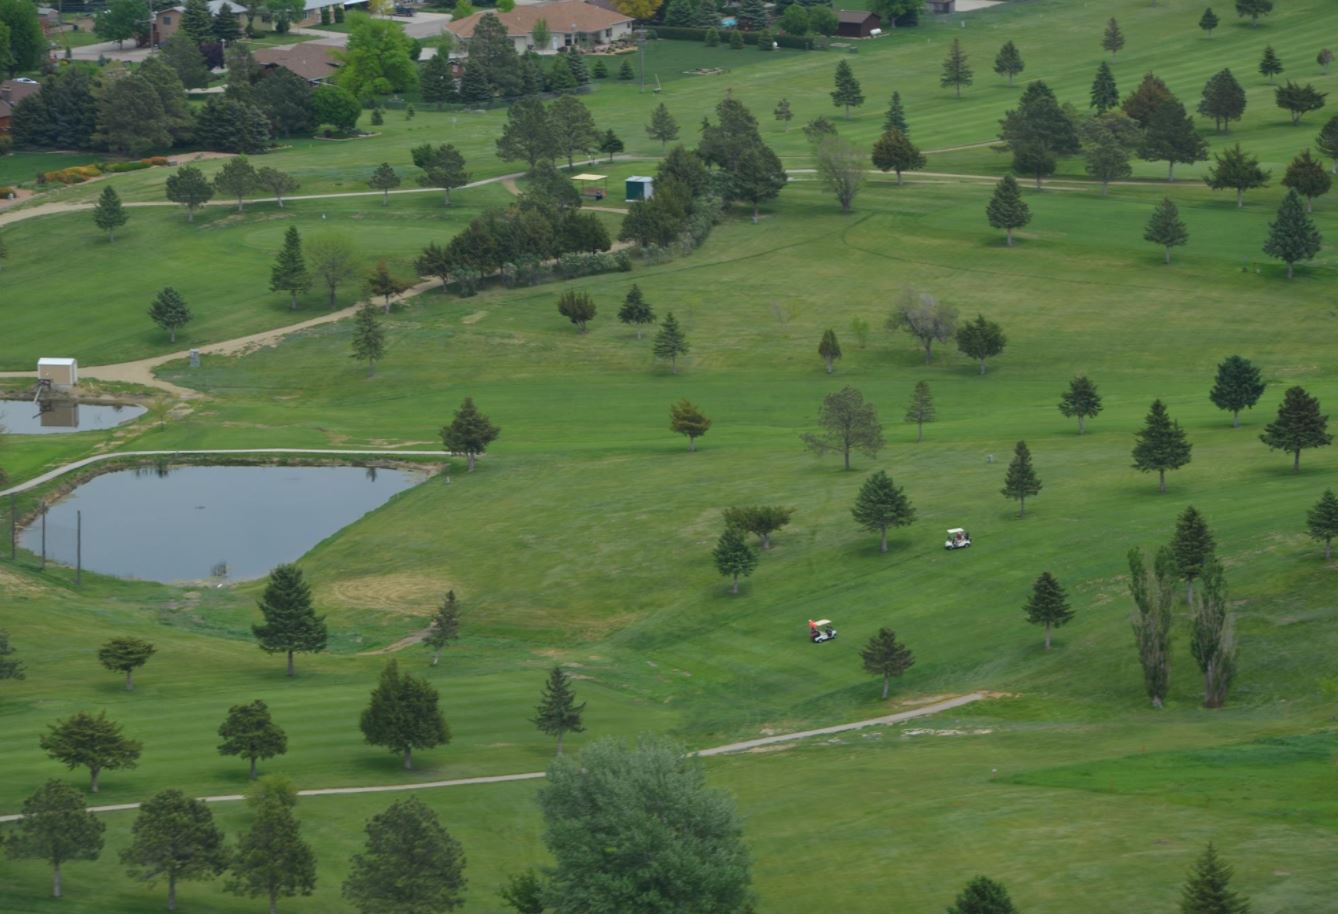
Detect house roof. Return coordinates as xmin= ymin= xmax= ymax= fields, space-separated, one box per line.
xmin=253 ymin=43 xmax=342 ymax=81
xmin=836 ymin=9 xmax=879 ymax=22
xmin=0 ymin=79 xmax=42 ymax=119
xmin=447 ymin=1 xmax=633 ymax=39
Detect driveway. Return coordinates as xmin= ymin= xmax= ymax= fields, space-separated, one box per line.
xmin=294 ymin=10 xmax=451 ymax=47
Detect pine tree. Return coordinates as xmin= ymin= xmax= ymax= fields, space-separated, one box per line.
xmin=818 ymin=328 xmax=842 ymax=373
xmin=459 ymin=60 xmax=491 ymax=104
xmin=1199 ymin=7 xmax=1219 ymax=37
xmin=831 ymin=60 xmax=864 ymax=118
xmin=947 ymin=876 xmax=1020 ymax=914
xmin=729 ymin=28 xmax=744 ymax=50
xmin=420 ymin=52 xmax=454 ymax=108
xmin=851 ymin=470 xmax=915 ymax=554
xmin=165 ymin=165 xmax=214 ymax=222
xmin=905 ymin=380 xmax=934 ymax=442
xmin=1259 ymin=46 xmax=1283 ymax=84
xmin=1059 ymin=375 xmax=1103 ymax=434
xmin=441 ymin=397 xmax=500 ymax=472
xmin=148 ymin=287 xmax=192 ymax=343
xmin=565 ymin=48 xmax=589 ymax=85
xmin=121 ymin=789 xmax=228 ymax=913
xmin=1235 ymin=0 xmax=1273 ymax=26
xmin=1144 ymin=197 xmax=1190 ymax=264
xmin=269 ymin=226 xmax=311 ymax=310
xmin=213 ymin=156 xmax=258 ymax=211
xmin=1180 ymin=842 xmax=1250 ymax=914
xmin=1306 ymin=489 xmax=1338 ymax=560
xmin=0 ymin=630 xmax=24 ymax=680
xmin=739 ymin=0 xmax=767 ymax=29
xmin=1024 ymin=571 xmax=1072 ymax=650
xmin=618 ymin=284 xmax=655 ymax=338
xmin=1209 ymin=355 xmax=1266 ymax=427
xmin=368 ymin=162 xmax=401 ymax=206
xmin=366 ymin=260 xmax=410 ymax=313
xmin=1128 ymin=546 xmax=1175 ymax=709
xmin=1132 ymin=399 xmax=1193 ymax=493
xmin=6 ymin=780 xmax=105 ymax=899
xmin=1281 ymin=149 xmax=1331 ymax=212
xmin=424 ymin=591 xmax=461 ymax=666
xmin=1141 ymin=101 xmax=1210 ymax=181
xmin=993 ymin=40 xmax=1024 ymax=86
xmin=774 ymin=97 xmax=793 ymax=131
xmin=1001 ymin=440 xmax=1042 ymax=517
xmin=359 ymin=659 xmax=450 ymax=770
xmin=350 ymin=304 xmax=385 ymax=377
xmin=955 ymin=313 xmax=1006 ymax=374
xmin=1198 ymin=68 xmax=1247 ymax=133
xmin=986 ymin=174 xmax=1030 ymax=246
xmin=1316 ymin=115 xmax=1338 ymax=173
xmin=181 ymin=0 xmax=215 ymax=44
xmin=224 ymin=783 xmax=317 ymax=911
xmin=1263 ymin=189 xmax=1322 ymax=278
xmin=252 ymin=564 xmax=327 ymax=677
xmin=97 ymin=637 xmax=155 ymax=691
xmin=669 ymin=398 xmax=710 ymax=451
xmin=1090 ymin=62 xmax=1119 ymax=114
xmin=531 ymin=666 xmax=586 ymax=755
xmin=1171 ymin=505 xmax=1217 ymax=604
xmin=713 ymin=527 xmax=757 ymax=594
xmin=217 ymin=700 xmax=287 ymax=779
xmin=654 ymin=312 xmax=690 ymax=373
xmin=645 ymin=103 xmax=680 ymax=151
xmin=940 ymin=38 xmax=973 ymax=98
xmin=871 ymin=128 xmax=925 ymax=185
xmin=1274 ymin=80 xmax=1328 ymax=126
xmin=1102 ymin=18 xmax=1125 ymax=58
xmin=342 ymin=797 xmax=466 ymax=914
xmin=884 ymin=91 xmax=908 ymax=133
xmin=92 ymin=186 xmax=128 ymax=241
xmin=592 ymin=58 xmax=609 ymax=78
xmin=860 ymin=628 xmax=914 ymax=699
xmin=598 ymin=128 xmax=624 ymax=162
xmin=803 ymin=386 xmax=884 ymax=469
xmin=618 ymin=58 xmax=635 ymax=80
xmin=1260 ymin=385 xmax=1332 ymax=471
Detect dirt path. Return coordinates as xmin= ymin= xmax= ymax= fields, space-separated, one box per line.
xmin=0 ymin=693 xmax=987 ymax=822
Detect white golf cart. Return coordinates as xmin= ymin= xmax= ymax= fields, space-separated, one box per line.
xmin=944 ymin=528 xmax=972 ymax=550
xmin=808 ymin=619 xmax=838 ymax=643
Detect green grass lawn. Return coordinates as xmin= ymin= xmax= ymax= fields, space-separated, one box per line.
xmin=4 ymin=0 xmax=1338 ymax=910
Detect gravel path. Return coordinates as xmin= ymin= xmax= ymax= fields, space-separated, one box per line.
xmin=0 ymin=693 xmax=986 ymax=822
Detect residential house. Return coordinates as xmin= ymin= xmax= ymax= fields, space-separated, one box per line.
xmin=0 ymin=79 xmax=42 ymax=136
xmin=927 ymin=0 xmax=957 ymax=12
xmin=153 ymin=0 xmax=366 ymax=44
xmin=447 ymin=0 xmax=634 ymax=54
xmin=835 ymin=9 xmax=881 ymax=38
xmin=253 ymin=43 xmax=342 ymax=83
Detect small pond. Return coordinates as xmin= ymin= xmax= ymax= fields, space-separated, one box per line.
xmin=0 ymin=399 xmax=147 ymax=435
xmin=23 ymin=464 xmax=422 ymax=583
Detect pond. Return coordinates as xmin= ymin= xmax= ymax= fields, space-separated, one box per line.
xmin=0 ymin=399 xmax=146 ymax=435
xmin=23 ymin=464 xmax=423 ymax=583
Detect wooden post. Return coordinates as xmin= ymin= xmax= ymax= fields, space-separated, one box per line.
xmin=75 ymin=510 xmax=82 ymax=586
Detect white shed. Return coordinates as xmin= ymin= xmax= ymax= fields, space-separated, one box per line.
xmin=37 ymin=357 xmax=78 ymax=389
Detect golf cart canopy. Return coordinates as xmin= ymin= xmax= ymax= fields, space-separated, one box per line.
xmin=947 ymin=528 xmax=965 ymax=535
xmin=813 ymin=619 xmax=832 ymax=627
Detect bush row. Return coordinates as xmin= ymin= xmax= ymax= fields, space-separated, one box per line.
xmin=648 ymin=26 xmax=816 ymax=50
xmin=36 ymin=156 xmax=171 ymax=185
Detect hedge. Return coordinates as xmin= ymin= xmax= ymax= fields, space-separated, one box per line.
xmin=649 ymin=27 xmax=815 ymax=50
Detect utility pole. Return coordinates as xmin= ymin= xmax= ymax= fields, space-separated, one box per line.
xmin=8 ymin=494 xmax=14 ymax=561
xmin=75 ymin=510 xmax=82 ymax=586
xmin=40 ymin=506 xmax=46 ymax=570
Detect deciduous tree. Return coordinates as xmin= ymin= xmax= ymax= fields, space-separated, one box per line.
xmin=148 ymin=287 xmax=192 ymax=343
xmin=654 ymin=312 xmax=690 ymax=372
xmin=225 ymin=780 xmax=317 ymax=913
xmin=93 ymin=186 xmax=128 ymax=241
xmin=888 ymin=288 xmax=958 ymax=361
xmin=1001 ymin=440 xmax=1042 ymax=517
xmin=366 ymin=259 xmax=410 ymax=312
xmin=802 ymin=386 xmax=884 ymax=470
xmin=252 ymin=564 xmax=327 ymax=677
xmin=40 ymin=710 xmax=141 ymax=792
xmin=360 ymin=659 xmax=449 ymax=770
xmin=532 ymin=666 xmax=585 ymax=756
xmin=166 ymin=164 xmax=214 ymax=222
xmin=4 ymin=780 xmax=104 ymax=898
xmin=307 ymin=234 xmax=358 ymax=308
xmin=1236 ymin=0 xmax=1273 ymax=26
xmin=0 ymin=630 xmax=23 ymax=680
xmin=860 ymin=628 xmax=914 ymax=699
xmin=871 ymin=128 xmax=924 ymax=185
xmin=1260 ymin=385 xmax=1332 ymax=471
xmin=774 ymin=97 xmax=793 ymax=131
xmin=905 ymin=380 xmax=935 ymax=442
xmin=1263 ymin=189 xmax=1322 ymax=277
xmin=818 ymin=328 xmax=842 ymax=373
xmin=713 ymin=527 xmax=757 ymax=594
xmin=255 ymin=167 xmax=299 ymax=208
xmin=1190 ymin=560 xmax=1237 ymax=708
xmin=1282 ymin=148 xmax=1331 ymax=211
xmin=851 ymin=470 xmax=915 ymax=553
xmin=955 ymin=313 xmax=1005 ymax=374
xmin=218 ymin=700 xmax=287 ymax=779
xmin=556 ymin=289 xmax=597 ymax=332
xmin=335 ymin=12 xmax=419 ymax=98
xmin=723 ymin=506 xmax=793 ymax=551
xmin=669 ymin=398 xmax=710 ymax=450
xmin=986 ymin=174 xmax=1030 ymax=245
xmin=815 ymin=135 xmax=866 ymax=212
xmin=367 ymin=162 xmax=401 ymax=205
xmin=1275 ymin=81 xmax=1327 ymax=126
xmin=1059 ymin=375 xmax=1102 ymax=434
xmin=1128 ymin=546 xmax=1175 ymax=708
xmin=442 ymin=398 xmax=500 ymax=472
xmin=1122 ymin=72 xmax=1175 ymax=127
xmin=97 ymin=637 xmax=155 ymax=691
xmin=342 ymin=797 xmax=466 ymax=914
xmin=214 ymin=156 xmax=259 ymax=211
xmin=1024 ymin=571 xmax=1071 ymax=650
xmin=1140 ymin=101 xmax=1209 ymax=180
xmin=122 ymin=789 xmax=228 ymax=912
xmin=1209 ymin=355 xmax=1265 ymax=426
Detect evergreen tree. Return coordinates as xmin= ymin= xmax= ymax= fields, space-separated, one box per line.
xmin=1199 ymin=7 xmax=1219 ymax=37
xmin=424 ymin=590 xmax=461 ymax=666
xmin=774 ymin=97 xmax=793 ymax=130
xmin=884 ymin=90 xmax=908 ymax=133
xmin=739 ymin=0 xmax=767 ymax=29
xmin=225 ymin=782 xmax=317 ymax=912
xmin=1198 ymin=68 xmax=1247 ymax=133
xmin=1001 ymin=440 xmax=1042 ymax=517
xmin=1282 ymin=149 xmax=1332 ymax=212
xmin=1236 ymin=0 xmax=1273 ymax=26
xmin=366 ymin=259 xmax=410 ymax=313
xmin=546 ymin=55 xmax=577 ymax=92
xmin=955 ymin=313 xmax=1006 ymax=374
xmin=360 ymin=659 xmax=449 ymax=769
xmin=532 ymin=666 xmax=586 ymax=755
xmin=1024 ymin=571 xmax=1072 ymax=650
xmin=148 ymin=287 xmax=192 ymax=343
xmin=368 ymin=162 xmax=401 ymax=206
xmin=420 ymin=53 xmax=454 ymax=108
xmin=97 ymin=637 xmax=155 ymax=691
xmin=860 ymin=628 xmax=914 ymax=700
xmin=1275 ymin=80 xmax=1327 ymax=126
xmin=728 ymin=143 xmax=788 ymax=223
xmin=986 ymin=174 xmax=1030 ymax=246
xmin=411 ymin=142 xmax=469 ymax=206
xmin=496 ymin=96 xmax=557 ymax=169
xmin=993 ymin=40 xmax=1024 ymax=86
xmin=1059 ymin=375 xmax=1102 ymax=434
xmin=165 ymin=165 xmax=214 ymax=222
xmin=617 ymin=284 xmax=655 ymax=338
xmin=1189 ymin=560 xmax=1237 ymax=708
xmin=712 ymin=527 xmax=757 ymax=594
xmin=252 ymin=564 xmax=327 ymax=677
xmin=1171 ymin=505 xmax=1217 ymax=604
xmin=1102 ymin=17 xmax=1125 ymax=58
xmin=269 ymin=226 xmax=311 ymax=310
xmin=940 ymin=38 xmax=973 ymax=98
xmin=871 ymin=128 xmax=925 ymax=185
xmin=458 ymin=60 xmax=491 ymax=105
xmin=441 ymin=397 xmax=500 ymax=472
xmin=818 ymin=328 xmax=842 ymax=373
xmin=1263 ymin=189 xmax=1322 ymax=278
xmin=40 ymin=710 xmax=142 ymax=793
xmin=180 ymin=0 xmax=215 ymax=44
xmin=669 ymin=398 xmax=710 ymax=450
xmin=565 ymin=47 xmax=589 ymax=85
xmin=548 ymin=94 xmax=598 ymax=168
xmin=851 ymin=470 xmax=916 ymax=553
xmin=1144 ymin=197 xmax=1189 ymax=264
xmin=1180 ymin=842 xmax=1250 ymax=914
xmin=831 ymin=60 xmax=864 ymax=118
xmin=947 ymin=876 xmax=1020 ymax=914
xmin=212 ymin=2 xmax=242 ymax=41
xmin=1259 ymin=45 xmax=1283 ymax=84
xmin=1090 ymin=61 xmax=1119 ymax=114
xmin=1306 ymin=489 xmax=1338 ymax=560
xmin=351 ymin=304 xmax=386 ymax=377
xmin=1132 ymin=399 xmax=1193 ymax=492
xmin=1316 ymin=115 xmax=1338 ymax=174
xmin=598 ymin=128 xmax=624 ymax=162
xmin=160 ymin=32 xmax=212 ymax=89
xmin=1320 ymin=48 xmax=1335 ymax=76
xmin=654 ymin=312 xmax=690 ymax=373
xmin=217 ymin=700 xmax=287 ymax=780
xmin=1128 ymin=546 xmax=1175 ymax=709
xmin=92 ymin=186 xmax=128 ymax=242
xmin=1140 ymin=101 xmax=1209 ymax=180
xmin=1204 ymin=144 xmax=1273 ymax=207
xmin=0 ymin=630 xmax=23 ymax=680
xmin=122 ymin=789 xmax=228 ymax=913
xmin=905 ymin=380 xmax=934 ymax=442
xmin=592 ymin=58 xmax=609 ymax=78
xmin=1081 ymin=112 xmax=1138 ymax=194
xmin=803 ymin=386 xmax=884 ymax=470
xmin=1209 ymin=355 xmax=1266 ymax=427
xmin=4 ymin=780 xmax=105 ymax=899
xmin=341 ymin=797 xmax=466 ymax=914
xmin=1260 ymin=385 xmax=1332 ymax=471
xmin=618 ymin=58 xmax=635 ymax=80
xmin=213 ymin=156 xmax=259 ymax=211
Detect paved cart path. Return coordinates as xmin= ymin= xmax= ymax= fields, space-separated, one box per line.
xmin=0 ymin=693 xmax=986 ymax=822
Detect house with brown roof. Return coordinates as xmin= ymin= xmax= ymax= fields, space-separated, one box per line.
xmin=447 ymin=0 xmax=634 ymax=54
xmin=0 ymin=79 xmax=42 ymax=136
xmin=835 ymin=9 xmax=881 ymax=37
xmin=253 ymin=43 xmax=342 ymax=83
